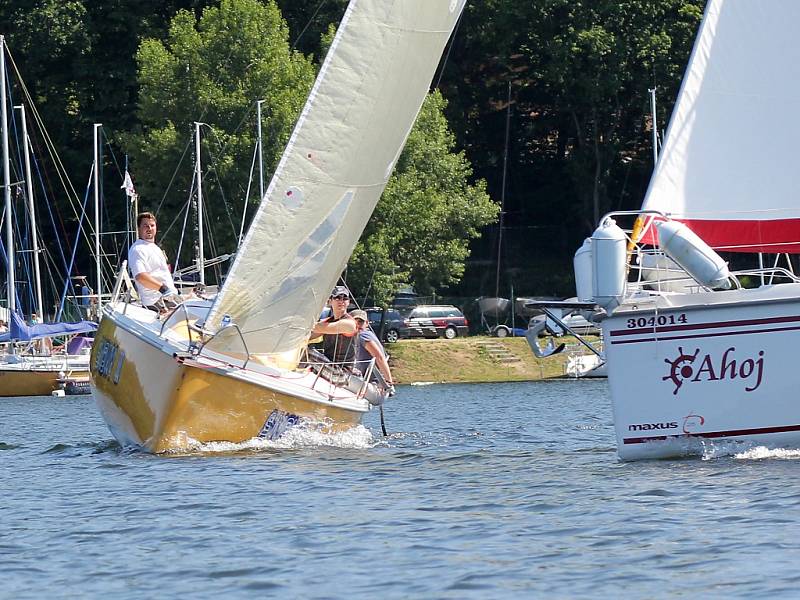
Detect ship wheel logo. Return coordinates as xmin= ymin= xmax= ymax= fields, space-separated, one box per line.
xmin=663 ymin=347 xmax=700 ymax=395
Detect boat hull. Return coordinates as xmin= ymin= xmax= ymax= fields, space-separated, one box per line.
xmin=0 ymin=351 xmax=91 ymax=397
xmin=90 ymin=311 xmax=367 ymax=453
xmin=605 ymin=285 xmax=800 ymax=460
xmin=0 ymin=366 xmax=89 ymax=397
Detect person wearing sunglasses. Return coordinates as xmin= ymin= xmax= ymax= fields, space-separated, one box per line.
xmin=311 ymin=285 xmax=357 ymax=366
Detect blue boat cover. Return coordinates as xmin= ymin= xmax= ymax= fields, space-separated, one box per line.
xmin=0 ymin=311 xmax=97 ymax=342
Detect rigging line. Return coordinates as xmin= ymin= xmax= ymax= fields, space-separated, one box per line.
xmin=239 ymin=135 xmax=260 ymax=246
xmin=202 ymin=197 xmax=220 ymax=263
xmin=99 ymin=128 xmax=124 ymax=272
xmin=203 ymin=126 xmax=239 ymax=238
xmin=153 ymin=15 xmax=253 ymax=218
xmin=100 ymin=127 xmax=126 ymax=180
xmin=433 ymin=7 xmax=464 ymax=90
xmin=56 ymin=168 xmax=94 ymax=321
xmin=33 ymin=148 xmax=75 ymax=286
xmin=154 ymin=133 xmax=194 ymax=218
xmin=173 ymin=184 xmax=194 ymax=274
xmin=6 ymin=48 xmax=83 ymax=222
xmin=291 ymin=0 xmax=331 ymax=51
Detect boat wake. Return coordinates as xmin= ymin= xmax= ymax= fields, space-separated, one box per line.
xmin=733 ymin=446 xmax=800 ymax=460
xmin=191 ymin=422 xmax=376 ymax=453
xmin=698 ymin=441 xmax=800 ymax=461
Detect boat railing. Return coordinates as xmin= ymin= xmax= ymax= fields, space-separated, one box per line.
xmin=302 ymin=348 xmax=382 ymax=401
xmin=159 ymin=302 xmax=194 ymax=344
xmin=108 ymin=261 xmax=142 ymax=316
xmin=599 ymin=210 xmax=800 ymax=292
xmin=196 ymin=322 xmax=251 ymax=370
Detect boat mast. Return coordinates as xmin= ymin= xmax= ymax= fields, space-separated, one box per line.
xmin=495 ymin=81 xmax=512 ymax=301
xmin=93 ymin=123 xmax=102 ymax=311
xmin=256 ymin=100 xmax=265 ymax=200
xmin=16 ymin=104 xmax=43 ymax=320
xmin=194 ymin=121 xmax=205 ymax=285
xmin=0 ymin=36 xmax=15 ymax=314
xmin=649 ymin=88 xmax=659 ymax=165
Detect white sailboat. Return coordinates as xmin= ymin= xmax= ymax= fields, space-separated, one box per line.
xmin=90 ymin=0 xmax=465 ymax=452
xmin=580 ymin=0 xmax=800 ymax=459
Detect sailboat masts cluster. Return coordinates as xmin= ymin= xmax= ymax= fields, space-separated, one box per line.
xmin=93 ymin=123 xmax=102 ymax=311
xmin=194 ymin=121 xmax=205 ymax=285
xmin=16 ymin=103 xmax=43 ymax=319
xmin=1 ymin=35 xmax=15 ymax=313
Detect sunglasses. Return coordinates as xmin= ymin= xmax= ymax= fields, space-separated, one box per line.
xmin=331 ymin=294 xmax=349 ymax=301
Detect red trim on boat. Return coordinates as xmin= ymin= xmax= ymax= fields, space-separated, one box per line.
xmin=611 ymin=314 xmax=800 ymax=337
xmin=611 ymin=324 xmax=800 ymax=345
xmin=640 ymin=217 xmax=800 ymax=254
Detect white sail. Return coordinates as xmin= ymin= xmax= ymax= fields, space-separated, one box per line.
xmin=206 ymin=0 xmax=465 ymax=355
xmin=640 ymin=0 xmax=800 ymax=253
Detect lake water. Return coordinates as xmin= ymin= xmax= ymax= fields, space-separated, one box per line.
xmin=3 ymin=380 xmax=800 ymax=598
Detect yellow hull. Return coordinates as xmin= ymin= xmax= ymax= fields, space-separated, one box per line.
xmin=0 ymin=367 xmax=90 ymax=397
xmin=90 ymin=309 xmax=368 ymax=453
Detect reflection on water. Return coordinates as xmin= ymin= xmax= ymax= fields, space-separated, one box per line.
xmin=3 ymin=381 xmax=800 ymax=598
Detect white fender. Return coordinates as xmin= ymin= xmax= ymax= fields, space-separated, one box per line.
xmin=639 ymin=252 xmax=695 ymax=292
xmin=591 ymin=218 xmax=627 ymax=312
xmin=573 ymin=238 xmax=594 ymax=302
xmin=655 ymin=220 xmax=730 ymax=290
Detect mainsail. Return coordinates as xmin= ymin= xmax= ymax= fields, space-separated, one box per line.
xmin=206 ymin=0 xmax=465 ymax=355
xmin=640 ymin=0 xmax=800 ymax=253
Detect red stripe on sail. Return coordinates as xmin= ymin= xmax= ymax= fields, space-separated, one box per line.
xmin=639 ymin=218 xmax=800 ymax=254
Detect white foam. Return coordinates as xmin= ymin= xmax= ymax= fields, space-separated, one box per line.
xmin=191 ymin=422 xmax=376 ymax=453
xmin=734 ymin=446 xmax=800 ymax=460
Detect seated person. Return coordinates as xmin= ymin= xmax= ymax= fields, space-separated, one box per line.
xmin=351 ymin=309 xmax=395 ymax=395
xmin=128 ymin=211 xmax=180 ymax=312
xmin=311 ymin=286 xmax=357 ymax=367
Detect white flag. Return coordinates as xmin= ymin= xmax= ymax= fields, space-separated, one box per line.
xmin=121 ymin=171 xmax=138 ymax=203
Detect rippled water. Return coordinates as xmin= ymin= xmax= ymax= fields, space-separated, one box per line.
xmin=3 ymin=380 xmax=800 ymax=598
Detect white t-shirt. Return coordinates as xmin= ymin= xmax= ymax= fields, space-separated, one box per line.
xmin=128 ymin=239 xmax=175 ymax=307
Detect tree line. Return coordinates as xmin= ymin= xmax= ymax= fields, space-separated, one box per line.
xmin=0 ymin=0 xmax=705 ymax=304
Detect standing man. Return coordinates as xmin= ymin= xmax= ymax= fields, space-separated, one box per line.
xmin=312 ymin=285 xmax=357 ymax=366
xmin=128 ymin=211 xmax=178 ymax=311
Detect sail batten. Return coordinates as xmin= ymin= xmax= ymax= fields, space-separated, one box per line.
xmin=206 ymin=0 xmax=465 ymax=355
xmin=640 ymin=0 xmax=800 ymax=252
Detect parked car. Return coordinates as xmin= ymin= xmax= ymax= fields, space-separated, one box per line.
xmin=365 ymin=307 xmax=407 ymax=343
xmin=403 ymin=305 xmax=469 ymax=339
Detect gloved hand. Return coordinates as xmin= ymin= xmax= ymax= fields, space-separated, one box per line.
xmin=387 ymin=385 xmax=396 ymax=397
xmin=159 ymin=284 xmax=179 ymax=297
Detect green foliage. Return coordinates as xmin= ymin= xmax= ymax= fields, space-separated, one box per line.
xmin=1 ymin=0 xmax=708 ymax=299
xmin=347 ymin=92 xmax=499 ymax=305
xmin=443 ymin=0 xmax=704 ymax=296
xmin=123 ymin=0 xmax=315 ymax=262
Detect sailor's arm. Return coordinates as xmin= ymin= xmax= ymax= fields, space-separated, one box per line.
xmin=134 ymin=271 xmax=171 ymax=293
xmin=312 ymin=318 xmax=357 ymax=336
xmin=363 ymin=339 xmax=393 ymax=385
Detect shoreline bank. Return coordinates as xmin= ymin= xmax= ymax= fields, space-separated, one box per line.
xmin=386 ymin=336 xmax=592 ymax=384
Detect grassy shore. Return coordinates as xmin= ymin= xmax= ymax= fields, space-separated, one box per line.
xmin=386 ymin=335 xmax=592 ymax=384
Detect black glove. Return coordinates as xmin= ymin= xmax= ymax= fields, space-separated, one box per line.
xmin=158 ymin=284 xmax=169 ymax=294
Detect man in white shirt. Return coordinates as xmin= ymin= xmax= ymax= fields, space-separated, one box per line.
xmin=128 ymin=211 xmax=178 ymax=310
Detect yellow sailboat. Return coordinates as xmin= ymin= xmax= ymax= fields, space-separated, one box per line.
xmin=91 ymin=0 xmax=465 ymax=452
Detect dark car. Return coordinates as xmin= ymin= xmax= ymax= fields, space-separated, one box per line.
xmin=403 ymin=305 xmax=469 ymax=339
xmin=365 ymin=307 xmax=407 ymax=343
